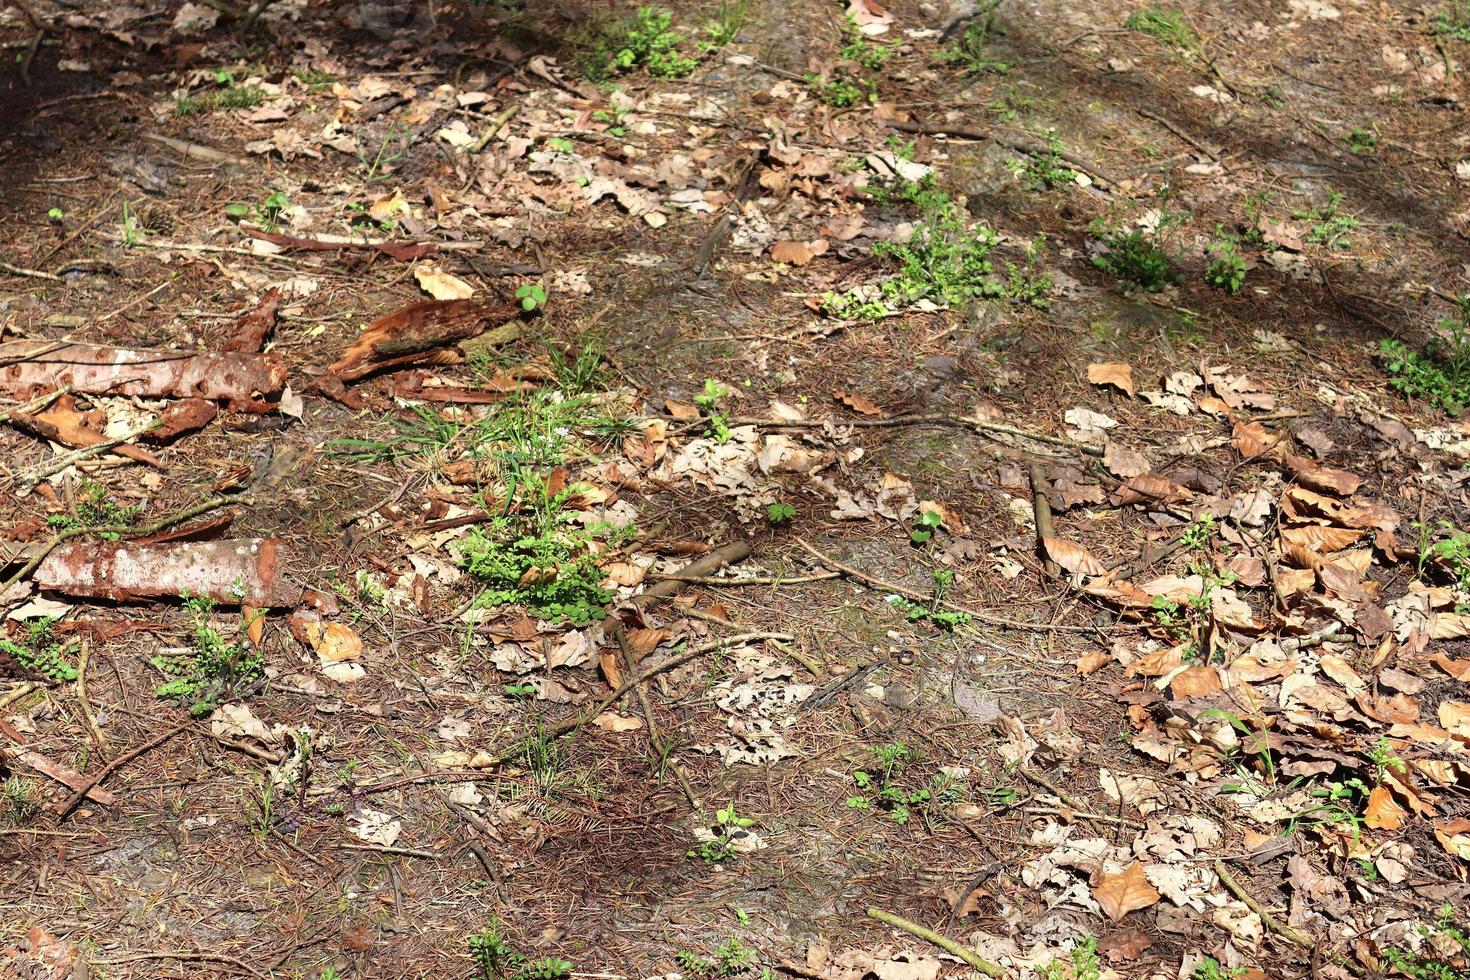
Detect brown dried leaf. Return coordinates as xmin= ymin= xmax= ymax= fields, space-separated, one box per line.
xmin=1092 ymin=862 xmax=1161 ymax=921
xmin=834 ymin=390 xmax=884 ymax=416
xmin=1076 ymin=651 xmax=1112 ymax=676
xmin=1279 ymin=525 xmax=1365 ymax=554
xmin=1365 ymin=784 xmax=1408 ymax=831
xmin=1432 ymin=653 xmax=1470 ymax=681
xmin=1103 ymin=442 xmax=1151 ymax=478
xmin=1171 ymin=666 xmax=1222 ymax=698
xmin=1087 ymin=362 xmax=1136 ymax=398
xmin=1042 ymin=536 xmax=1106 ymax=576
xmin=1433 ymin=818 xmax=1470 ymax=860
xmin=769 ymin=238 xmax=830 ymax=266
xmin=1231 ymin=421 xmax=1286 ymax=460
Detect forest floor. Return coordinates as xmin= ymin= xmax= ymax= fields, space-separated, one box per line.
xmin=2 ymin=0 xmax=1470 ymax=978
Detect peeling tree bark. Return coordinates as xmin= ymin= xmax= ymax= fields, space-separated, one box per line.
xmin=35 ymin=537 xmax=299 ymax=606
xmin=0 ymin=343 xmax=287 ymax=410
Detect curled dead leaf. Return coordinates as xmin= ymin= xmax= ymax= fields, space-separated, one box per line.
xmin=1087 ymin=362 xmax=1136 ymax=398
xmin=1092 ymin=862 xmax=1161 ymax=921
xmin=769 ymin=239 xmax=830 ymax=266
xmin=834 ymin=390 xmax=884 ymax=416
xmin=1042 ymin=536 xmax=1106 ymax=577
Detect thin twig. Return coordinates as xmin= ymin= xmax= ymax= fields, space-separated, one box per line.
xmin=614 ymin=624 xmax=700 ymax=808
xmin=648 ymin=572 xmax=840 ymax=586
xmin=469 ymin=103 xmax=520 ymax=154
xmin=74 ymin=637 xmax=109 ymax=750
xmin=16 ymin=421 xmax=163 ymax=494
xmin=0 ymin=260 xmax=63 ymax=282
xmin=1021 ymin=767 xmax=1144 ymax=829
xmin=55 ymin=719 xmax=196 ymax=820
xmin=794 ymin=538 xmax=1091 ymax=633
xmin=1029 ymin=465 xmax=1060 ymax=578
xmin=729 ymin=413 xmax=1103 ymax=457
xmin=1213 ymin=859 xmax=1360 ymax=972
xmin=0 ymin=387 xmax=70 ymax=427
xmin=865 ymin=907 xmax=1004 ymax=978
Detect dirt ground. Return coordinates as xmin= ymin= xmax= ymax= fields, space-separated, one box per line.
xmin=2 ymin=0 xmax=1470 ymax=978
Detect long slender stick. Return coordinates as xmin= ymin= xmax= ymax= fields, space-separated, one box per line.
xmin=865 ymin=907 xmax=1004 ymax=978
xmin=728 ymin=413 xmax=1103 ymax=457
xmin=795 ymin=538 xmax=1090 ymax=633
xmin=74 ymin=637 xmax=109 ymax=750
xmin=54 ymin=719 xmax=195 ymax=820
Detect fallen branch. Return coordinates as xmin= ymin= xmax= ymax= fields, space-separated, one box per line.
xmin=36 ymin=536 xmax=296 ymax=607
xmin=795 ymin=538 xmax=1091 ymax=633
xmin=1023 ymin=768 xmax=1144 ymax=829
xmin=55 ymin=719 xmax=196 ymax=820
xmin=0 ymin=495 xmax=247 ymax=605
xmin=688 ymin=149 xmax=764 ymax=277
xmin=1029 ymin=465 xmax=1060 ymax=578
xmin=629 ymin=541 xmax=752 ymax=609
xmin=728 ymin=413 xmax=1103 ymax=457
xmin=865 ymin=907 xmax=1004 ymax=978
xmin=0 ymin=341 xmax=286 ymax=408
xmin=141 ymin=132 xmax=251 ymax=166
xmin=882 ymin=119 xmax=1122 ymax=190
xmin=1212 ymin=859 xmax=1359 ymax=972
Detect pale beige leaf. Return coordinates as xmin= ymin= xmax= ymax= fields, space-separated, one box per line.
xmin=1103 ymin=442 xmax=1151 ymax=478
xmin=1087 ymin=362 xmax=1136 ymax=398
xmin=414 ymin=263 xmax=475 ymax=301
xmin=1439 ymin=701 xmax=1470 ymax=736
xmin=1042 ymin=536 xmax=1106 ymax=576
xmin=1433 ymin=818 xmax=1470 ymax=860
xmin=769 ymin=239 xmax=829 ymax=266
xmin=1092 ymin=862 xmax=1161 ymax=921
xmin=306 ymin=621 xmax=363 ymax=663
xmin=1279 ymin=525 xmax=1364 ymax=553
xmin=592 ymin=711 xmax=643 ymax=733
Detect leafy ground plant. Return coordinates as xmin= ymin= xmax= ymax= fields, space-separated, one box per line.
xmin=614 ymin=7 xmax=697 ymax=77
xmin=1204 ymin=234 xmax=1246 ymax=293
xmin=839 ymin=16 xmax=896 ymax=70
xmin=844 ymin=741 xmax=959 ymax=824
xmin=1 ymin=617 xmax=77 ymax=682
xmin=1381 ymin=295 xmax=1470 ymax=414
xmin=152 ymin=596 xmax=264 ymax=717
xmin=1093 ymin=228 xmax=1174 ymax=290
xmin=688 ymin=804 xmax=756 ymax=864
xmin=1435 ymin=0 xmax=1470 ymax=40
xmin=676 ymin=937 xmax=759 ymax=977
xmin=1293 ymin=192 xmax=1358 ymax=248
xmin=47 ymin=481 xmax=141 ymax=539
xmin=1383 ymin=905 xmax=1470 ymax=980
xmin=469 ymin=918 xmax=574 ymax=980
xmin=1041 ymin=937 xmax=1100 ymax=980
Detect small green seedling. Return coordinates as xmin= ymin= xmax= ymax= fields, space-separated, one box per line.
xmin=909 ymin=509 xmax=942 ymax=544
xmin=591 ymin=105 xmax=629 ymax=138
xmin=515 ymin=282 xmax=548 ymax=312
xmin=119 ymin=202 xmax=145 ymax=247
xmin=614 ymin=7 xmax=697 ymax=77
xmin=845 ymin=741 xmax=945 ymax=825
xmin=1436 ymin=0 xmax=1470 ymax=40
xmin=47 ymin=480 xmax=141 ymax=540
xmin=225 ymin=191 xmax=289 ymax=233
xmin=1292 ymin=192 xmax=1358 ymax=249
xmin=46 ymin=207 xmax=63 ymax=222
xmin=0 ymin=617 xmax=77 ymax=683
xmin=838 ymin=15 xmax=895 ymax=70
xmin=940 ymin=4 xmax=1010 ymax=75
xmin=1041 ymin=937 xmax=1101 ymax=980
xmin=765 ymin=501 xmax=796 ymax=525
xmin=152 ymin=595 xmax=264 ymax=717
xmin=694 ymin=378 xmax=733 ymax=443
xmin=1345 ymin=127 xmax=1377 ymax=154
xmin=504 ymin=682 xmax=538 ymax=700
xmin=1007 ymin=132 xmax=1075 ymax=190
xmin=688 ymin=804 xmax=755 ymax=864
xmin=1204 ymin=235 xmax=1246 ymax=293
